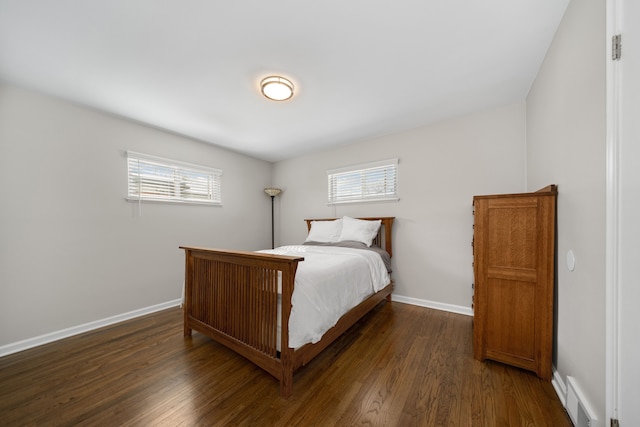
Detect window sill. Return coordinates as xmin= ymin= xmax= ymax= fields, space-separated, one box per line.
xmin=327 ymin=197 xmax=399 ymax=206
xmin=125 ymin=197 xmax=222 ymax=207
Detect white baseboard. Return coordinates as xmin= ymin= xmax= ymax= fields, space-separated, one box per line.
xmin=392 ymin=294 xmax=474 ymax=316
xmin=552 ymin=367 xmax=567 ymax=407
xmin=0 ymin=299 xmax=182 ymax=358
xmin=0 ymin=294 xmax=471 ymax=357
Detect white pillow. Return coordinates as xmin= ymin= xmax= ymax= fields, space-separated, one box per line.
xmin=338 ymin=216 xmax=382 ymax=247
xmin=305 ymin=219 xmax=343 ymax=243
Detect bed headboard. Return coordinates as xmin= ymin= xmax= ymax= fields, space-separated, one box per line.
xmin=303 ymin=217 xmax=395 ymax=257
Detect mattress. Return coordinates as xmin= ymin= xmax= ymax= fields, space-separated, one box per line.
xmin=259 ymin=244 xmax=390 ymax=349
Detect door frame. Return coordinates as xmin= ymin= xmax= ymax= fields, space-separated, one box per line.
xmin=605 ymin=0 xmax=621 ymax=423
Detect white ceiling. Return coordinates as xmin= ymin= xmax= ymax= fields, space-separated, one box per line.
xmin=0 ymin=0 xmax=569 ymax=162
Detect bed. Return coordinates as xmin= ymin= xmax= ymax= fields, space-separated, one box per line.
xmin=180 ymin=216 xmax=394 ymax=397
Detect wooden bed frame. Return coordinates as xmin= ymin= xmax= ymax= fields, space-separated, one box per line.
xmin=180 ymin=217 xmax=395 ymax=398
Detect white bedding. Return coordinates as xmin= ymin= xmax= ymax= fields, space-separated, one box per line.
xmin=259 ymin=245 xmax=390 ymax=349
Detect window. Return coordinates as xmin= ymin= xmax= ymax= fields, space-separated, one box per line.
xmin=327 ymin=158 xmax=398 ymax=204
xmin=127 ymin=151 xmax=222 ymax=205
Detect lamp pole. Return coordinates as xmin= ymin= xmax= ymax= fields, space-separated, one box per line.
xmin=269 ymin=194 xmax=275 ymax=249
xmin=264 ymin=188 xmax=282 ymax=249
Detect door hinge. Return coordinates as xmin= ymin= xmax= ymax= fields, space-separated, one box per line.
xmin=612 ymin=34 xmax=622 ymax=60
xmin=611 ymin=418 xmax=620 ymax=427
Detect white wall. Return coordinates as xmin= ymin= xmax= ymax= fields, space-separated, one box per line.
xmin=0 ymin=83 xmax=273 ymax=347
xmin=526 ymin=0 xmax=606 ymax=420
xmin=273 ymin=102 xmax=526 ymax=311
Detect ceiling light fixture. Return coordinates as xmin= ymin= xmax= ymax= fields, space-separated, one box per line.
xmin=260 ymin=76 xmax=294 ymax=101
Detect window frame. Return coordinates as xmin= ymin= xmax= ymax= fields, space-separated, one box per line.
xmin=327 ymin=158 xmax=399 ymax=205
xmin=126 ymin=151 xmax=222 ymax=206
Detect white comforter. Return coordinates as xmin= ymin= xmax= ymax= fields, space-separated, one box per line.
xmin=259 ymin=245 xmax=390 ymax=349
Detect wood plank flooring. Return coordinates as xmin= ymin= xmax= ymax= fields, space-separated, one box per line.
xmin=0 ymin=302 xmax=571 ymax=426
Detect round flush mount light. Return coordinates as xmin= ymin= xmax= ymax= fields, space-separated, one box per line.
xmin=260 ymin=76 xmax=294 ymax=101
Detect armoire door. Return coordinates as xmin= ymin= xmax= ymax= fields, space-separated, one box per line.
xmin=473 ymin=188 xmax=555 ymax=380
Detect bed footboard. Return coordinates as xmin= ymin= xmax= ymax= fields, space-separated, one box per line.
xmin=180 ymin=246 xmax=303 ymax=396
xmin=180 ymin=217 xmax=395 ymax=398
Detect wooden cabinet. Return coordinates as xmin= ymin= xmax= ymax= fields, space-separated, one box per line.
xmin=472 ymin=185 xmax=557 ymax=380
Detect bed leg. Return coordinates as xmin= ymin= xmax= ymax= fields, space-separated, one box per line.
xmin=184 ymin=323 xmax=192 ymax=337
xmin=280 ymin=360 xmax=293 ymax=398
xmin=280 ymin=374 xmax=293 ymax=399
xmin=386 ymin=294 xmax=392 ymax=302
xmin=183 ymin=300 xmax=192 ymax=336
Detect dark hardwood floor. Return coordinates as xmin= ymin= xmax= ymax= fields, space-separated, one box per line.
xmin=0 ymin=302 xmax=571 ymax=426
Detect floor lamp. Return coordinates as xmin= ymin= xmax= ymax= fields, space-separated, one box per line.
xmin=264 ymin=187 xmax=282 ymax=249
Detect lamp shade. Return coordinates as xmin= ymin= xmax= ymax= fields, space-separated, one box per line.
xmin=264 ymin=187 xmax=282 ymax=197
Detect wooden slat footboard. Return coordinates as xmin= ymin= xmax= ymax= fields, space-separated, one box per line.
xmin=180 ymin=247 xmax=303 ymax=395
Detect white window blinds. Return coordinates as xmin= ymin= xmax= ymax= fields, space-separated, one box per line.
xmin=127 ymin=151 xmax=222 ymax=205
xmin=327 ymin=158 xmax=398 ymax=204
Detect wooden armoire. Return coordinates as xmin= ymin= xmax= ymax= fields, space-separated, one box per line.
xmin=472 ymin=185 xmax=557 ymax=380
